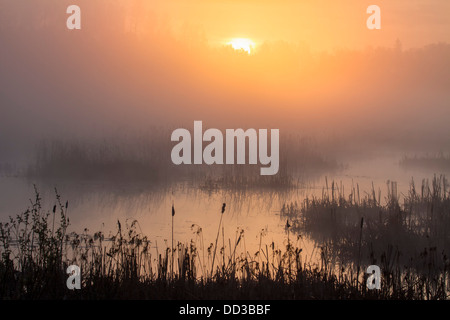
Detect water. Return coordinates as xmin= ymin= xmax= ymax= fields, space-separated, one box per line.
xmin=0 ymin=154 xmax=448 ymax=266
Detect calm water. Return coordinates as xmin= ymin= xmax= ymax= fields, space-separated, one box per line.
xmin=0 ymin=154 xmax=448 ymax=265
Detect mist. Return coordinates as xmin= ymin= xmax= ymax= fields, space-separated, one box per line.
xmin=2 ymin=1 xmax=450 ymax=300
xmin=1 ymin=1 xmax=449 ymax=164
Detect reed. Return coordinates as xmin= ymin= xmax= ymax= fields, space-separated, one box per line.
xmin=281 ymin=175 xmax=450 ymax=298
xmin=0 ymin=181 xmax=449 ymax=299
xmin=210 ymin=203 xmax=226 ymax=277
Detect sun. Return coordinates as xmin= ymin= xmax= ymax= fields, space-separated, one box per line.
xmin=228 ymin=38 xmax=254 ymax=54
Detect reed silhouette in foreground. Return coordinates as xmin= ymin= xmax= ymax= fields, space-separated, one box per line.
xmin=0 ymin=181 xmax=449 ymax=300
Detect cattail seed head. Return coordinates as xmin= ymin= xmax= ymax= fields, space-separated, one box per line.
xmin=286 ymin=219 xmax=291 ymax=229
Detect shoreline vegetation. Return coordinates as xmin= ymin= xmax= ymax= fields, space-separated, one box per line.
xmin=400 ymin=153 xmax=450 ymax=171
xmin=23 ymin=136 xmax=343 ymax=184
xmin=1 ymin=176 xmax=449 ymax=300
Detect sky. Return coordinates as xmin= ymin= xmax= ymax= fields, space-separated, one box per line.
xmin=0 ymin=0 xmax=450 ymax=161
xmin=153 ymin=0 xmax=450 ymax=51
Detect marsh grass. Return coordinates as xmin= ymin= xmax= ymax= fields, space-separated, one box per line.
xmin=199 ymin=165 xmax=298 ymax=193
xmin=400 ymin=153 xmax=450 ymax=171
xmin=1 ymin=180 xmax=449 ymax=300
xmin=26 ymin=137 xmax=172 ymax=183
xmin=0 ymin=186 xmax=69 ymax=299
xmin=25 ymin=135 xmax=343 ymax=192
xmin=281 ymin=175 xmax=450 ymax=299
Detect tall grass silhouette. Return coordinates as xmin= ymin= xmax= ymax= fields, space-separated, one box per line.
xmin=281 ymin=175 xmax=450 ymax=298
xmin=0 ymin=177 xmax=449 ymax=299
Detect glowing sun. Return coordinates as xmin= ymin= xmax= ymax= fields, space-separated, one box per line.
xmin=228 ymin=38 xmax=254 ymax=54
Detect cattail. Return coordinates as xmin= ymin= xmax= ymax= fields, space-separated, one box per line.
xmin=171 ymin=202 xmax=175 ymax=279
xmin=357 ymin=216 xmax=364 ymax=289
xmin=286 ymin=219 xmax=291 ymax=280
xmin=286 ymin=219 xmax=291 ymax=229
xmin=211 ymin=203 xmax=226 ymax=276
xmin=52 ymin=204 xmax=56 ymax=236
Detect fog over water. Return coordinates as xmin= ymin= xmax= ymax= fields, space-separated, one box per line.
xmin=1 ymin=1 xmax=450 ymax=266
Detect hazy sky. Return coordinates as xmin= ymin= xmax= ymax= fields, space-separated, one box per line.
xmin=153 ymin=0 xmax=450 ymax=51
xmin=1 ymin=1 xmax=450 ymax=161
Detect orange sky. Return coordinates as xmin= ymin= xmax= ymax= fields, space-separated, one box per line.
xmin=147 ymin=0 xmax=450 ymax=51
xmin=1 ymin=0 xmax=450 ymax=156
